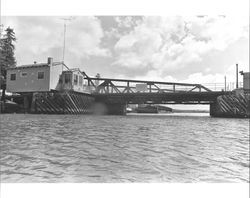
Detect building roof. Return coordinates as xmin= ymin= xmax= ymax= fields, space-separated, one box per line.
xmin=7 ymin=63 xmax=49 ymax=70
xmin=7 ymin=62 xmax=63 ymax=70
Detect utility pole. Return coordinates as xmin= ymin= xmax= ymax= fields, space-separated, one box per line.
xmin=236 ymin=63 xmax=239 ymax=89
xmin=224 ymin=76 xmax=226 ymax=91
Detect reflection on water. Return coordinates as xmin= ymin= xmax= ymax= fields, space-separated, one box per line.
xmin=0 ymin=113 xmax=249 ymax=182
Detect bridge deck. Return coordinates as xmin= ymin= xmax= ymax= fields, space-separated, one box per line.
xmin=83 ymin=76 xmax=231 ymax=105
xmin=94 ymin=91 xmax=230 ymax=104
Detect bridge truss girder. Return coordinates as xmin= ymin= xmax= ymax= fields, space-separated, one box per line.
xmin=86 ymin=77 xmax=211 ymax=94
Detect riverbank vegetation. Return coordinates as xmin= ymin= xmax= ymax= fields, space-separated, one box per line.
xmin=0 ymin=27 xmax=17 ymax=100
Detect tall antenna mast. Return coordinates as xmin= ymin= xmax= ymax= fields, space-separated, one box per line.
xmin=60 ymin=17 xmax=75 ymax=64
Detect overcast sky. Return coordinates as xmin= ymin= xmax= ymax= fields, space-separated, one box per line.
xmin=2 ymin=16 xmax=249 ymax=84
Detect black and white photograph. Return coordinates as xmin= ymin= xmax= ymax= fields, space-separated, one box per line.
xmin=0 ymin=0 xmax=249 ymax=197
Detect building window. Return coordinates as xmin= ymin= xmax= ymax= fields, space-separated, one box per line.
xmin=64 ymin=73 xmax=71 ymax=83
xmin=79 ymin=76 xmax=83 ymax=86
xmin=38 ymin=71 xmax=44 ymax=79
xmin=10 ymin=73 xmax=16 ymax=81
xmin=74 ymin=74 xmax=78 ymax=85
xmin=21 ymin=72 xmax=28 ymax=77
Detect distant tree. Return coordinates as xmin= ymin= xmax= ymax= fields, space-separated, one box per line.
xmin=0 ymin=27 xmax=17 ymax=75
xmin=0 ymin=27 xmax=17 ymax=101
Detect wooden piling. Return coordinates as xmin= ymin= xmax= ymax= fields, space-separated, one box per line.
xmin=210 ymin=91 xmax=249 ymax=118
xmin=30 ymin=91 xmax=94 ymax=114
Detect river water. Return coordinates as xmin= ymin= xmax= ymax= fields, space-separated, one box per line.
xmin=0 ymin=113 xmax=249 ymax=182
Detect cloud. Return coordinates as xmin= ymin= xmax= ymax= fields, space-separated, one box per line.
xmin=1 ymin=16 xmax=248 ymax=84
xmin=66 ymin=16 xmax=111 ymax=58
xmin=115 ymin=16 xmax=134 ymax=28
xmin=112 ymin=16 xmax=249 ymax=80
xmin=114 ymin=16 xmax=142 ymax=30
xmin=2 ymin=16 xmax=110 ymax=68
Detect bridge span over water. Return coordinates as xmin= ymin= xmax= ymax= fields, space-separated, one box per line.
xmin=85 ymin=77 xmax=228 ymax=105
xmin=83 ymin=77 xmax=235 ymax=115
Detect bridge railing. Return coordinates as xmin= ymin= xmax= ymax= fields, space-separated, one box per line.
xmin=85 ymin=77 xmax=212 ymax=94
xmin=202 ymin=82 xmax=243 ymax=91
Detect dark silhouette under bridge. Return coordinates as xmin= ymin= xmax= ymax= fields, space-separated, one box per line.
xmin=84 ymin=77 xmax=229 ymax=107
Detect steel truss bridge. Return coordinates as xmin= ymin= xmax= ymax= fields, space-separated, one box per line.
xmin=84 ymin=77 xmax=229 ymax=105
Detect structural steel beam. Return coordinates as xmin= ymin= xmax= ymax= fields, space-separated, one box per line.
xmin=87 ymin=77 xmax=205 ymax=87
xmin=93 ymin=91 xmax=230 ymax=104
xmin=85 ymin=77 xmax=212 ymax=94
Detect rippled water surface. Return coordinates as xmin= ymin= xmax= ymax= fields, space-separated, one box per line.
xmin=0 ymin=113 xmax=249 ymax=182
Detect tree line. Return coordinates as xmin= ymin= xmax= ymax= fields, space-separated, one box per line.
xmin=0 ymin=27 xmax=16 ymax=100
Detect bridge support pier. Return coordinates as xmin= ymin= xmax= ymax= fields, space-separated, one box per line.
xmin=210 ymin=93 xmax=250 ymax=118
xmin=106 ymin=103 xmax=127 ymax=115
xmin=23 ymin=94 xmax=33 ymax=113
xmin=92 ymin=102 xmax=127 ymax=115
xmin=209 ymin=102 xmax=219 ymax=117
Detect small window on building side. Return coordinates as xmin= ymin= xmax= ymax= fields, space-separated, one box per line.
xmin=38 ymin=71 xmax=44 ymax=79
xmin=10 ymin=74 xmax=16 ymax=81
xmin=74 ymin=74 xmax=78 ymax=85
xmin=21 ymin=72 xmax=27 ymax=77
xmin=65 ymin=73 xmax=71 ymax=83
xmin=79 ymin=76 xmax=83 ymax=86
